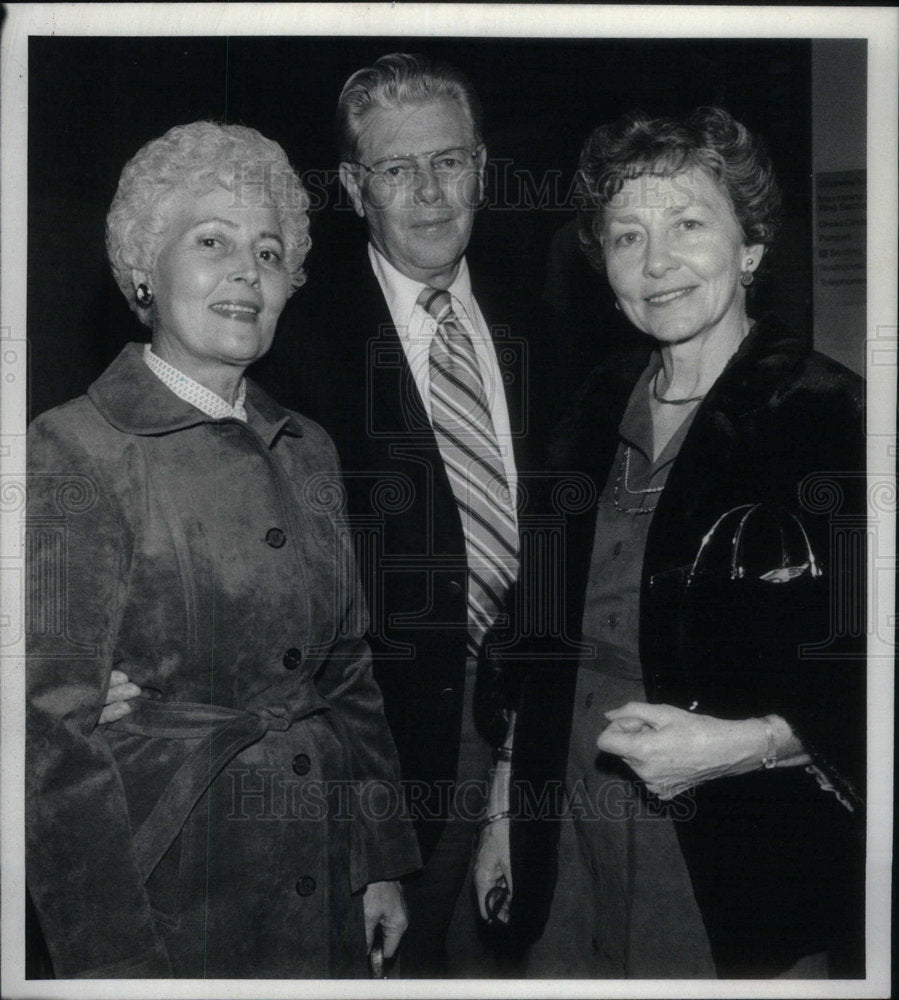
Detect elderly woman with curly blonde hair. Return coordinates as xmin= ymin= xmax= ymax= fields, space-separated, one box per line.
xmin=26 ymin=121 xmax=419 ymax=979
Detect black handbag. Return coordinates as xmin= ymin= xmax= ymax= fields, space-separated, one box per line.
xmin=673 ymin=502 xmax=829 ymax=719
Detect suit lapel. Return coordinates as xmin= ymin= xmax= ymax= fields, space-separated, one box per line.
xmin=351 ymin=256 xmax=538 ymax=530
xmin=331 ymin=253 xmax=433 ymax=452
xmin=363 ymin=270 xmax=431 ymax=443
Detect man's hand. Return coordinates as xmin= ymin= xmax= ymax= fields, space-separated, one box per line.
xmin=363 ymin=879 xmax=408 ymax=959
xmin=474 ymin=816 xmax=512 ymax=923
xmin=97 ymin=670 xmax=141 ymax=725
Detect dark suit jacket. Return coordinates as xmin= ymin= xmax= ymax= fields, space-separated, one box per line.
xmin=255 ymin=242 xmax=562 ymax=859
xmin=504 ymin=314 xmax=866 ymax=975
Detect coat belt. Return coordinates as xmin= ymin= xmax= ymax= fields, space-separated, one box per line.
xmin=104 ymin=690 xmax=331 ymax=882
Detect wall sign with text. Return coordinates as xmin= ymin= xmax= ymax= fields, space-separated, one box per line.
xmin=814 ymin=169 xmax=866 ymax=306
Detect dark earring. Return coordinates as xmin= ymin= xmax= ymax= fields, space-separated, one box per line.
xmin=614 ymin=300 xmax=622 ymax=312
xmin=135 ymin=283 xmax=154 ymax=307
xmin=740 ymin=271 xmax=754 ymax=287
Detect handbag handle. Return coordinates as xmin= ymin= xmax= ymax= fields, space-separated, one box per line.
xmin=687 ymin=503 xmax=822 ymax=584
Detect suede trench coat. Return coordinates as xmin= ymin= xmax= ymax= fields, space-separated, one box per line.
xmin=497 ymin=315 xmax=867 ymax=976
xmin=26 ymin=343 xmax=420 ymax=979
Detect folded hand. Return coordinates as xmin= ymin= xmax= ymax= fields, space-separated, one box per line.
xmin=98 ymin=669 xmax=141 ymax=725
xmin=596 ymin=701 xmax=765 ymax=799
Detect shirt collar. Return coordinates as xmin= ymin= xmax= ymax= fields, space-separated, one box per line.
xmin=88 ymin=343 xmax=303 ymax=445
xmin=368 ymin=243 xmax=475 ymax=343
xmin=143 ymin=344 xmax=247 ymax=421
xmin=619 ymin=352 xmax=701 ymax=469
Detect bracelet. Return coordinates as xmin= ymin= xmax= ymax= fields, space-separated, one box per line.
xmin=492 ymin=745 xmax=513 ymax=764
xmin=478 ymin=809 xmax=512 ymax=832
xmin=760 ymin=715 xmax=777 ymax=769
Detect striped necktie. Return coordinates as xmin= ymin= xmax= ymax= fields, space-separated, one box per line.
xmin=418 ymin=286 xmax=519 ymax=656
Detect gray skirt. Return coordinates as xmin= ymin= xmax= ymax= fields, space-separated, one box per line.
xmin=525 ymin=655 xmax=715 ymax=979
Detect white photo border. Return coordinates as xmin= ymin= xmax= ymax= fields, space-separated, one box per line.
xmin=2 ymin=5 xmax=895 ymax=999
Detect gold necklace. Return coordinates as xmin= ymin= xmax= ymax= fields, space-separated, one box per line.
xmin=651 ymin=371 xmax=706 ymax=406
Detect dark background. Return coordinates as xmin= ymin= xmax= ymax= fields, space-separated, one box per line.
xmin=28 ymin=35 xmax=813 ymax=419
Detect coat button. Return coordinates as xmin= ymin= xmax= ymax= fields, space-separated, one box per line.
xmin=292 ymin=753 xmax=311 ymax=776
xmin=606 ymin=613 xmax=619 ymax=629
xmin=585 ymin=692 xmax=594 ymax=708
xmin=446 ymin=579 xmax=464 ymax=596
xmin=612 ymin=541 xmax=623 ymax=557
xmin=266 ymin=527 xmax=287 ymax=548
xmin=439 ymin=686 xmax=454 ymax=699
xmin=283 ymin=647 xmax=303 ymax=670
xmin=295 ymin=876 xmax=316 ymax=896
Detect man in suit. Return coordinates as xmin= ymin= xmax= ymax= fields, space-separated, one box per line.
xmin=106 ymin=52 xmax=557 ymax=975
xmin=257 ymin=52 xmax=554 ymax=975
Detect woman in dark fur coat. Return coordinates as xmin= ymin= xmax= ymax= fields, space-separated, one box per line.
xmin=473 ymin=107 xmax=865 ymax=979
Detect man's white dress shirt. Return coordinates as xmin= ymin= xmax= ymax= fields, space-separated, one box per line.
xmin=368 ymin=244 xmax=518 ymax=504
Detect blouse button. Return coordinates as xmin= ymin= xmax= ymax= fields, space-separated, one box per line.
xmin=266 ymin=527 xmax=287 ymax=548
xmin=295 ymin=876 xmax=316 ymax=897
xmin=283 ymin=648 xmax=303 ymax=670
xmin=292 ymin=754 xmax=312 ymax=776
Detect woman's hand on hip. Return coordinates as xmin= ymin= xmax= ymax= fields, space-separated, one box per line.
xmin=596 ymin=701 xmax=768 ymax=799
xmin=363 ymin=879 xmax=408 ymax=959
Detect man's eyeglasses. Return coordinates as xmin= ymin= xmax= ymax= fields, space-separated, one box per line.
xmin=349 ymin=146 xmax=481 ymax=186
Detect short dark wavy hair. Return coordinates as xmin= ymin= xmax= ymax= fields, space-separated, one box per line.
xmin=576 ymin=106 xmax=782 ymax=272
